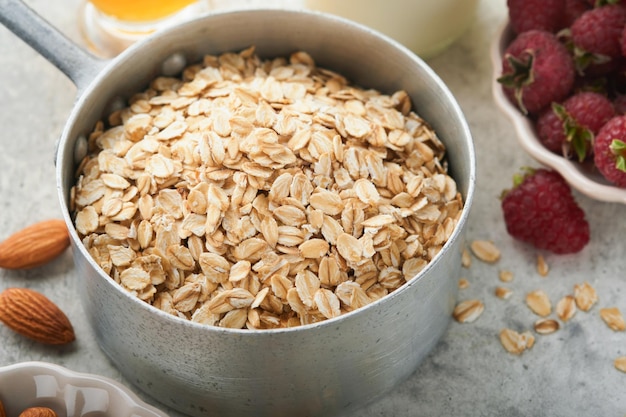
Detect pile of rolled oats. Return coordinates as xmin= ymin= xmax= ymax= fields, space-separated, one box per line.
xmin=71 ymin=47 xmax=463 ymax=329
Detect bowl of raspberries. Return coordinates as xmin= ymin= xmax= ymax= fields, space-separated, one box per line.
xmin=491 ymin=0 xmax=626 ymax=204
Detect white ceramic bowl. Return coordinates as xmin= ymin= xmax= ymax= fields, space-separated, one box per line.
xmin=490 ymin=20 xmax=626 ymax=204
xmin=0 ymin=361 xmax=168 ymax=417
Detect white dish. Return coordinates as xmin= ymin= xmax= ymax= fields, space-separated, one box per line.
xmin=0 ymin=361 xmax=168 ymax=417
xmin=490 ymin=20 xmax=626 ymax=204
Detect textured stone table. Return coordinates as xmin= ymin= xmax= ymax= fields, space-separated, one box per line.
xmin=1 ymin=0 xmax=625 ymax=416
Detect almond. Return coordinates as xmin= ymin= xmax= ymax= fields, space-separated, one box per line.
xmin=0 ymin=288 xmax=75 ymax=345
xmin=0 ymin=219 xmax=70 ymax=269
xmin=18 ymin=407 xmax=58 ymax=417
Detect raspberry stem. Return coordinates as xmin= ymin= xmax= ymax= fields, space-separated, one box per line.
xmin=610 ymin=139 xmax=626 ymax=173
xmin=594 ymin=0 xmax=622 ymax=6
xmin=497 ymin=53 xmax=536 ymax=115
xmin=553 ymin=103 xmax=593 ymax=162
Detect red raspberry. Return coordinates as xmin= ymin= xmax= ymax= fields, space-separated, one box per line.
xmin=536 ymin=91 xmax=615 ymax=160
xmin=565 ymin=0 xmax=592 ymax=26
xmin=507 ymin=0 xmax=566 ymax=34
xmin=499 ymin=30 xmax=575 ymax=115
xmin=501 ymin=168 xmax=590 ymax=254
xmin=593 ymin=114 xmax=626 ymax=186
xmin=570 ymin=4 xmax=626 ymax=75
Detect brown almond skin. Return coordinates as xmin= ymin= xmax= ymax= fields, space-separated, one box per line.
xmin=0 ymin=219 xmax=70 ymax=269
xmin=0 ymin=288 xmax=75 ymax=345
xmin=18 ymin=407 xmax=58 ymax=417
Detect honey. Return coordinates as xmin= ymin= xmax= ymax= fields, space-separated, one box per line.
xmin=89 ymin=0 xmax=198 ymax=22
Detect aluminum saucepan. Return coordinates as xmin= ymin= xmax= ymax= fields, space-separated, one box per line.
xmin=0 ymin=1 xmax=476 ymax=416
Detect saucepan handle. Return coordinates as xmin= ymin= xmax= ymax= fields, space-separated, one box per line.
xmin=0 ymin=0 xmax=107 ymax=92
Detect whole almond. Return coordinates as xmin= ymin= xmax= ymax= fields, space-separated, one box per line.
xmin=0 ymin=288 xmax=75 ymax=345
xmin=0 ymin=219 xmax=70 ymax=269
xmin=18 ymin=407 xmax=58 ymax=417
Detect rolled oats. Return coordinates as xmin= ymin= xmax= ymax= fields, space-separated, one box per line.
xmin=599 ymin=307 xmax=625 ymax=332
xmin=534 ymin=318 xmax=559 ymax=335
xmin=314 ymin=288 xmax=341 ymax=319
xmin=453 ymin=299 xmax=484 ymax=323
xmin=526 ymin=289 xmax=552 ymax=317
xmin=71 ymin=47 xmax=463 ymax=329
xmin=469 ymin=240 xmax=500 ymax=263
xmin=461 ymin=247 xmax=471 ymax=268
xmin=458 ymin=277 xmax=469 ymax=289
xmin=574 ymin=282 xmax=598 ymax=312
xmin=536 ymin=254 xmax=549 ymax=277
xmin=615 ymin=356 xmax=626 ymax=373
xmin=495 ymin=286 xmax=513 ymax=300
xmin=556 ymin=295 xmax=577 ymax=322
xmin=498 ymin=269 xmax=513 ymax=283
xmin=499 ymin=328 xmax=534 ymax=355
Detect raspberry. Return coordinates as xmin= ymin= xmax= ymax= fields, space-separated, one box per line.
xmin=593 ymin=114 xmax=626 ymax=186
xmin=501 ymin=168 xmax=590 ymax=254
xmin=570 ymin=4 xmax=626 ymax=75
xmin=498 ymin=30 xmax=575 ymax=115
xmin=536 ymin=91 xmax=615 ymax=160
xmin=565 ymin=0 xmax=592 ymax=26
xmin=507 ymin=0 xmax=566 ymax=34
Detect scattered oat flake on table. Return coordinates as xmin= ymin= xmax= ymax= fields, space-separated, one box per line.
xmin=499 ymin=269 xmax=514 ymax=282
xmin=499 ymin=328 xmax=534 ymax=355
xmin=453 ymin=299 xmax=484 ymax=323
xmin=536 ymin=254 xmax=549 ymax=277
xmin=526 ymin=289 xmax=552 ymax=317
xmin=469 ymin=240 xmax=501 ymax=263
xmin=458 ymin=278 xmax=470 ymax=289
xmin=495 ymin=286 xmax=513 ymax=300
xmin=600 ymin=307 xmax=626 ymax=331
xmin=534 ymin=318 xmax=559 ymax=335
xmin=574 ymin=282 xmax=598 ymax=312
xmin=461 ymin=248 xmax=472 ymax=268
xmin=556 ymin=295 xmax=577 ymax=322
xmin=615 ymin=356 xmax=626 ymax=373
